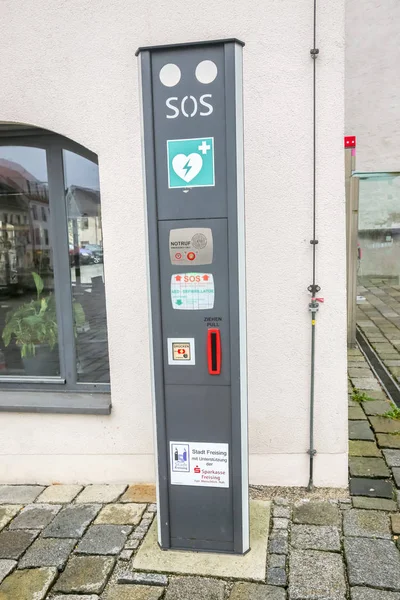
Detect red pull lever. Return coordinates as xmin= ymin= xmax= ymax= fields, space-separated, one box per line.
xmin=207 ymin=329 xmax=221 ymax=375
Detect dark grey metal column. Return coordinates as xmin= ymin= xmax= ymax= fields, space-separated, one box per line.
xmin=137 ymin=38 xmax=248 ymax=554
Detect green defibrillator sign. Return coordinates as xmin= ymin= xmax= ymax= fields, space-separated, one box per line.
xmin=167 ymin=137 xmax=215 ymax=189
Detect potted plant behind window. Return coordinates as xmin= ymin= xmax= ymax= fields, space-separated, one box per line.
xmin=2 ymin=272 xmax=85 ymax=377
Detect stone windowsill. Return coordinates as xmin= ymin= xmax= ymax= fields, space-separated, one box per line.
xmin=0 ymin=390 xmax=111 ymax=415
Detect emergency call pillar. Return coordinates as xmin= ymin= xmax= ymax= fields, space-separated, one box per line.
xmin=137 ymin=39 xmax=249 ymax=554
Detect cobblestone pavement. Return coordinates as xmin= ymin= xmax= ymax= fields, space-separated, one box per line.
xmin=357 ymin=277 xmax=400 ymax=373
xmin=1 ymin=351 xmax=400 ymax=599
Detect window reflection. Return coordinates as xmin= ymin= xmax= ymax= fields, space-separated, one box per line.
xmin=0 ymin=147 xmax=60 ymax=376
xmin=358 ymin=175 xmax=400 ymax=284
xmin=64 ymin=151 xmax=110 ymax=383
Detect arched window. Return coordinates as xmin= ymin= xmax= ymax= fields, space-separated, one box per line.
xmin=0 ymin=125 xmax=109 ymax=394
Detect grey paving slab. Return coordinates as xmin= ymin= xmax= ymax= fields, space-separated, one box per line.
xmin=349 ymin=441 xmax=382 ymax=457
xmin=388 ymin=367 xmax=400 ymax=377
xmin=267 ymin=567 xmax=287 ymax=586
xmin=76 ymin=524 xmax=131 ymax=555
xmin=269 ymin=533 xmax=288 ymax=555
xmin=383 ymin=449 xmax=400 ymax=467
xmin=349 ymin=457 xmax=390 ymax=478
xmin=164 ymin=577 xmax=225 ymax=600
xmin=344 ymin=537 xmax=400 ymax=590
xmin=269 ymin=554 xmax=286 ymax=568
xmin=18 ymin=537 xmax=76 ymax=570
xmin=351 ymin=378 xmax=381 ymax=390
xmin=36 ymin=485 xmax=83 ymax=504
xmin=352 ymin=496 xmax=398 ymax=511
xmin=43 ymin=504 xmax=101 ymax=538
xmin=363 ymin=400 xmax=392 ymax=415
xmin=392 ymin=514 xmax=400 ymax=534
xmin=288 ymin=549 xmax=346 ymax=600
xmin=372 ymin=344 xmax=398 ymax=354
xmin=103 ymin=585 xmax=164 ymax=600
xmin=350 ymin=477 xmax=394 ymax=498
xmin=117 ymin=572 xmax=168 ymax=585
xmin=0 ymin=485 xmax=44 ymax=504
xmin=124 ymin=538 xmax=140 ymax=550
xmin=272 ymin=518 xmax=289 ymax=530
xmin=0 ymin=560 xmax=16 ymax=585
xmin=370 ymin=417 xmax=400 ymax=433
xmin=358 ymin=389 xmax=387 ymax=400
xmin=272 ymin=506 xmax=291 ymax=518
xmin=0 ymin=566 xmax=57 ymax=600
xmin=351 ymin=589 xmax=400 ymax=600
xmin=52 ymin=596 xmax=99 ymax=600
xmin=393 ymin=468 xmax=400 ymax=488
xmin=230 ymin=583 xmax=286 ymax=600
xmin=133 ymin=500 xmax=271 ymax=581
xmin=53 ymin=555 xmax=115 ymax=594
xmin=9 ymin=503 xmax=61 ymax=530
xmin=0 ymin=529 xmax=39 ymax=559
xmin=292 ymin=501 xmax=340 ymax=526
xmin=0 ymin=505 xmax=22 ymax=532
xmin=291 ymin=524 xmax=340 ymax=551
xmin=377 ymin=434 xmax=400 ymax=449
xmin=75 ymin=485 xmax=127 ymax=504
xmin=349 ymin=420 xmax=375 ymax=441
xmin=348 ymin=406 xmax=367 ymax=420
xmin=343 ymin=509 xmax=391 ymax=538
xmin=380 ymin=353 xmax=400 ymax=361
xmin=95 ymin=503 xmax=146 ymax=525
xmin=348 ymin=368 xmax=373 ymax=379
xmin=348 ymin=348 xmax=363 ymax=355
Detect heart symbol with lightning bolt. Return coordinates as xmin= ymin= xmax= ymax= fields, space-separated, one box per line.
xmin=172 ymin=153 xmax=203 ymax=183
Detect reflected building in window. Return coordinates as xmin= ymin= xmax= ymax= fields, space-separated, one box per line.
xmin=0 ymin=157 xmax=51 ymax=293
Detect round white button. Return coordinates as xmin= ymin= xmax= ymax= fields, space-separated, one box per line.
xmin=159 ymin=63 xmax=181 ymax=87
xmin=195 ymin=60 xmax=218 ymax=84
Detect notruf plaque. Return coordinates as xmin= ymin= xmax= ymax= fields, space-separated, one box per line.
xmin=169 ymin=227 xmax=213 ymax=265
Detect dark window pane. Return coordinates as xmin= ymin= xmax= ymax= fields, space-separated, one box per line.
xmin=63 ymin=150 xmax=109 ymax=383
xmin=0 ymin=147 xmax=60 ymax=377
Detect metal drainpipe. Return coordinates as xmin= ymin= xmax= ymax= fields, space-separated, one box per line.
xmin=307 ymin=0 xmax=322 ymax=492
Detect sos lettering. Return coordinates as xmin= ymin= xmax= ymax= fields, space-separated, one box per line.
xmin=166 ymin=95 xmax=213 ymax=119
xmin=184 ymin=275 xmax=201 ymax=283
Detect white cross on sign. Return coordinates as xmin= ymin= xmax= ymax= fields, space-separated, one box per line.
xmin=198 ymin=140 xmax=211 ymax=155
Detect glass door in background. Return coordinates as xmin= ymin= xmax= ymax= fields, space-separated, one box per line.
xmin=356 ymin=172 xmax=400 ymax=355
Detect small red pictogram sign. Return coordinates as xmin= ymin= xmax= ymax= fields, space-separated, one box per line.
xmin=202 ymin=275 xmax=209 ymax=281
xmin=175 ymin=275 xmax=182 ymax=281
xmin=344 ymin=136 xmax=356 ymax=148
xmin=194 ymin=466 xmax=201 ymax=473
xmin=175 ymin=252 xmax=182 ymax=260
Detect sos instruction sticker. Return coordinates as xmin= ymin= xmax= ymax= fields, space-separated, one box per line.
xmin=169 ymin=227 xmax=213 ymax=266
xmin=171 ymin=273 xmax=214 ymax=310
xmin=170 ymin=441 xmax=229 ymax=488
